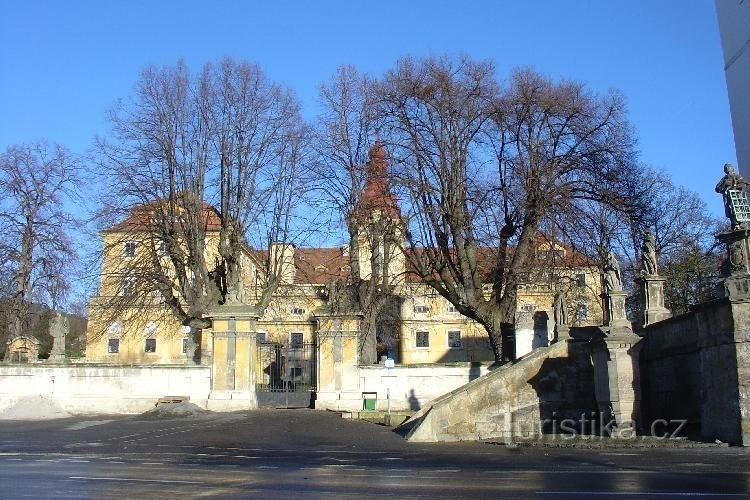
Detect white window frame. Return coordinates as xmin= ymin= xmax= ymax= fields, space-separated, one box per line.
xmin=413 ymin=305 xmax=430 ymax=315
xmin=181 ymin=337 xmax=189 ymax=355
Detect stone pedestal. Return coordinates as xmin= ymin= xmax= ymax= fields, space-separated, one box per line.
xmin=205 ymin=306 xmax=259 ymax=411
xmin=718 ymin=228 xmax=750 ymax=299
xmin=592 ymin=331 xmax=642 ymax=432
xmin=555 ymin=325 xmax=570 ymax=342
xmin=602 ymin=290 xmax=630 ymax=332
xmin=636 ymin=276 xmax=671 ymax=327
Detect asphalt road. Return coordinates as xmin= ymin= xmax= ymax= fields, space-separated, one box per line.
xmin=0 ymin=409 xmax=748 ymax=499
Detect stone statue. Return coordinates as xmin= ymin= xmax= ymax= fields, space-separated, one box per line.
xmin=48 ymin=311 xmax=68 ymax=361
xmin=715 ymin=163 xmax=750 ymax=227
xmin=603 ymin=251 xmax=623 ymax=293
xmin=641 ymin=228 xmax=658 ymax=276
xmin=553 ymin=289 xmax=568 ymax=326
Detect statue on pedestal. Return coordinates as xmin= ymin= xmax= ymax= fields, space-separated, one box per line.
xmin=715 ymin=163 xmax=750 ymax=229
xmin=603 ymin=251 xmax=623 ymax=293
xmin=553 ymin=289 xmax=568 ymax=327
xmin=641 ymin=229 xmax=658 ymax=276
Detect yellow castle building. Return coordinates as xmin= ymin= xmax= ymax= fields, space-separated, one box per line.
xmin=85 ymin=143 xmax=603 ymax=389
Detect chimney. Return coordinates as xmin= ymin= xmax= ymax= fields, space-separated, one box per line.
xmin=269 ymin=242 xmax=295 ymax=285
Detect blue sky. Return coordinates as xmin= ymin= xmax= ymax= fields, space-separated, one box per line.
xmin=0 ymin=0 xmax=736 ymax=219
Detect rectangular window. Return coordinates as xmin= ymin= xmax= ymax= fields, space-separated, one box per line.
xmin=120 ymin=276 xmax=136 ymax=296
xmin=256 ymin=331 xmax=267 ymax=343
xmin=416 ymin=331 xmax=429 ymax=348
xmin=413 ymin=305 xmax=430 ymax=314
xmin=157 ymin=240 xmax=168 ymax=256
xmin=123 ymin=241 xmax=136 ymax=258
xmin=290 ymin=332 xmax=303 ymax=348
xmin=576 ymin=302 xmax=590 ymax=322
xmin=182 ymin=337 xmax=189 ymax=354
xmin=107 ymin=338 xmax=119 ymax=354
xmin=290 ymin=366 xmax=302 ymax=379
xmin=446 ymin=304 xmax=458 ymax=314
xmin=144 ymin=338 xmax=157 ymax=353
xmin=576 ymin=273 xmax=586 ymax=287
xmin=448 ymin=330 xmax=462 ymax=349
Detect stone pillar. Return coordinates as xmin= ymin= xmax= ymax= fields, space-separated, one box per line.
xmin=205 ymin=305 xmax=258 ymax=411
xmin=714 ymin=228 xmax=750 ymax=445
xmin=48 ymin=311 xmax=68 ymax=362
xmin=593 ymin=289 xmax=642 ymax=431
xmin=513 ymin=310 xmax=535 ymax=359
xmin=592 ymin=333 xmax=642 ymax=432
xmin=314 ymin=314 xmax=362 ymax=411
xmin=636 ymin=276 xmax=671 ymax=327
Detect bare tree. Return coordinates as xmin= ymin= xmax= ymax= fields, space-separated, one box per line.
xmin=94 ymin=58 xmax=307 ymax=346
xmin=0 ymin=141 xmax=80 ymax=352
xmin=311 ymin=66 xmax=399 ymax=365
xmin=379 ymin=57 xmax=638 ymax=361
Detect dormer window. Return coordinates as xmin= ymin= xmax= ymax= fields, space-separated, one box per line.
xmin=413 ymin=305 xmax=430 ymax=314
xmin=290 ymin=306 xmax=305 ymax=316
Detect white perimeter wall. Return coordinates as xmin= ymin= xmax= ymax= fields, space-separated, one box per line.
xmin=0 ymin=365 xmax=211 ymax=415
xmin=316 ymin=363 xmax=494 ymax=412
xmin=1 ymin=362 xmax=494 ymax=416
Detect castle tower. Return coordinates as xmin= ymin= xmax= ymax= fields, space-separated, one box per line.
xmin=349 ymin=141 xmax=404 ymax=285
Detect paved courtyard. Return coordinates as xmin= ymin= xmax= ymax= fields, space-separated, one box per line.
xmin=0 ymin=409 xmax=749 ymax=498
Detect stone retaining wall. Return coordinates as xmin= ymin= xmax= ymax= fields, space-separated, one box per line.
xmin=640 ymin=298 xmax=750 ymax=445
xmin=402 ymin=340 xmax=598 ymax=442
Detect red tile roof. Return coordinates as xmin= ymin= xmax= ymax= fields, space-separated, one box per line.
xmin=286 ymin=241 xmax=594 ymax=286
xmin=293 ymin=247 xmax=351 ymax=284
xmin=104 ymin=200 xmax=222 ymax=233
xmin=353 ymin=141 xmax=401 ymax=220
